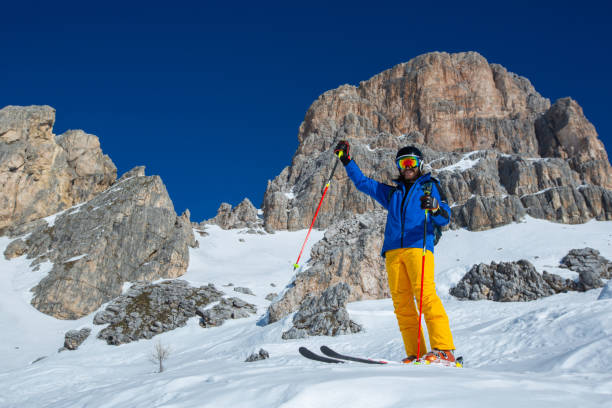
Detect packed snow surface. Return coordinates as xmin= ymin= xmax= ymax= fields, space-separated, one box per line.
xmin=1 ymin=217 xmax=611 ymax=407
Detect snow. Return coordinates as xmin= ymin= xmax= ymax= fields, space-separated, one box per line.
xmin=63 ymin=254 xmax=88 ymax=263
xmin=436 ymin=152 xmax=481 ymax=173
xmin=41 ymin=202 xmax=87 ymax=228
xmin=1 ymin=218 xmax=612 ymax=407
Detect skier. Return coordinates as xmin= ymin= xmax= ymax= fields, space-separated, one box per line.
xmin=333 ymin=140 xmax=456 ymax=364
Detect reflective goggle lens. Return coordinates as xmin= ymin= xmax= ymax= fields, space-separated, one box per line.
xmin=396 ymin=156 xmax=420 ymax=170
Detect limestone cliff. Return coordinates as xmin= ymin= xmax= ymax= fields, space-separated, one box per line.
xmin=0 ymin=106 xmax=116 ymax=232
xmin=262 ymin=52 xmax=611 ymax=232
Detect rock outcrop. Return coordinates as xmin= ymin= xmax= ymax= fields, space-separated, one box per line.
xmin=451 ymin=249 xmax=612 ymax=301
xmin=94 ymin=280 xmax=226 ymax=345
xmin=449 ymin=260 xmax=558 ymax=301
xmin=559 ymin=248 xmax=612 ymax=291
xmin=245 ymin=349 xmax=270 ymax=362
xmin=5 ymin=168 xmax=197 ymax=319
xmin=62 ymin=328 xmax=91 ymax=351
xmin=205 ymin=198 xmax=262 ymax=230
xmin=197 ymin=297 xmax=257 ymax=328
xmin=262 ymin=52 xmax=611 ymax=232
xmin=281 ymin=283 xmax=362 ymax=339
xmin=268 ymin=211 xmax=387 ymax=324
xmin=0 ymin=106 xmax=116 ymax=232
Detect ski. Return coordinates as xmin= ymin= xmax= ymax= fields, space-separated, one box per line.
xmin=320 ymin=345 xmax=388 ymax=365
xmin=298 ymin=346 xmax=344 ymax=364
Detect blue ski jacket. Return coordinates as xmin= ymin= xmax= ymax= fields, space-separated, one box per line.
xmin=344 ymin=160 xmax=451 ymax=257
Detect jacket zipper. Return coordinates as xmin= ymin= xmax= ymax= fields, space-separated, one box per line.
xmin=400 ymin=182 xmax=417 ymax=248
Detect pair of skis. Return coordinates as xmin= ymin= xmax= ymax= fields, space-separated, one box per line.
xmin=299 ymin=345 xmax=388 ymax=365
xmin=299 ymin=345 xmax=463 ymax=367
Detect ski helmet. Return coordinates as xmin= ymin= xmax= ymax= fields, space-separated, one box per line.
xmin=396 ymin=146 xmax=423 ymax=160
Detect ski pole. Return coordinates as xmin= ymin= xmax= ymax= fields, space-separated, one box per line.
xmin=416 ymin=193 xmax=429 ymax=359
xmin=292 ymin=151 xmax=342 ymax=271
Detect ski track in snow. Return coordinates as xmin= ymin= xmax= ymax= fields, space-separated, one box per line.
xmin=1 ymin=218 xmax=611 ymax=407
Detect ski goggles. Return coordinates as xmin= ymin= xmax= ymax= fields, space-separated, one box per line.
xmin=396 ymin=155 xmax=421 ymax=170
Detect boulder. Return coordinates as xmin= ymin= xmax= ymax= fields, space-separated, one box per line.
xmin=95 ymin=280 xmax=224 ymax=345
xmin=281 ymin=283 xmax=362 ymax=339
xmin=197 ymin=297 xmax=257 ymax=328
xmin=560 ymin=248 xmax=612 ymax=290
xmin=233 ymin=287 xmax=255 ymax=296
xmin=245 ymin=349 xmax=270 ymax=362
xmin=449 ymin=260 xmax=556 ymax=301
xmin=62 ymin=328 xmax=91 ymax=350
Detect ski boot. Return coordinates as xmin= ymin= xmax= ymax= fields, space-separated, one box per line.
xmin=401 ymin=356 xmax=417 ymax=364
xmin=423 ymin=349 xmax=456 ymax=365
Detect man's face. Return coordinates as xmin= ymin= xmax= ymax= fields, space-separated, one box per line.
xmin=401 ymin=167 xmax=420 ymax=182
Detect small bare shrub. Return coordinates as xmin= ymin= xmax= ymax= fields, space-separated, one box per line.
xmin=150 ymin=340 xmax=171 ymax=373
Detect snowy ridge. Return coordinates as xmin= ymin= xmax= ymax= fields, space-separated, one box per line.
xmin=0 ymin=218 xmax=611 ymax=407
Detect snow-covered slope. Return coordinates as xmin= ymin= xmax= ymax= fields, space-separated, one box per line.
xmin=1 ymin=217 xmax=611 ymax=408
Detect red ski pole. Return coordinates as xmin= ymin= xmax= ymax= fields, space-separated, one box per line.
xmin=293 ymin=152 xmax=342 ymax=271
xmin=416 ymin=202 xmax=429 ymax=359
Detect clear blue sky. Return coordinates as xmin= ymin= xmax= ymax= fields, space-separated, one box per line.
xmin=2 ymin=1 xmax=610 ymax=221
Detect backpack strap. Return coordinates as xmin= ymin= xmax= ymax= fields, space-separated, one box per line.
xmin=385 ymin=184 xmax=398 ymax=203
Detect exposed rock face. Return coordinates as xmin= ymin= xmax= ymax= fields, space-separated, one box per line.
xmin=205 ymin=198 xmax=262 ymax=230
xmin=451 ymin=249 xmax=612 ymax=301
xmin=449 ymin=260 xmax=558 ymax=301
xmin=197 ymin=297 xmax=257 ymax=328
xmin=559 ymin=248 xmax=612 ymax=291
xmin=0 ymin=106 xmax=116 ymax=232
xmin=535 ymin=98 xmax=611 ymax=188
xmin=268 ymin=211 xmax=387 ymax=324
xmin=3 ymin=238 xmax=28 ymax=259
xmin=62 ymin=328 xmax=91 ymax=351
xmin=281 ymin=283 xmax=362 ymax=339
xmin=262 ymin=52 xmax=611 ymax=232
xmin=6 ymin=168 xmax=196 ymax=319
xmin=94 ymin=280 xmax=225 ymax=345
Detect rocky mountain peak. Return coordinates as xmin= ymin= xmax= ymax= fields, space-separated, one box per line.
xmin=262 ymin=51 xmax=611 ymax=232
xmin=0 ymin=105 xmax=117 ymax=232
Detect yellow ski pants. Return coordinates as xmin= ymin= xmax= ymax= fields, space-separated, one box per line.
xmin=385 ymin=248 xmax=455 ymax=357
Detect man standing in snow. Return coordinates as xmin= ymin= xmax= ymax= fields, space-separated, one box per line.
xmin=334 ymin=140 xmax=456 ymax=363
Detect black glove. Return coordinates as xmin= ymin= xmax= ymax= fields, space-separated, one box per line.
xmin=334 ymin=140 xmax=351 ymax=165
xmin=420 ymin=194 xmax=439 ymax=213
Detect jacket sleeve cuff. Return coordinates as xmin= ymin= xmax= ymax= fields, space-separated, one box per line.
xmin=340 ymin=156 xmax=352 ymax=166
